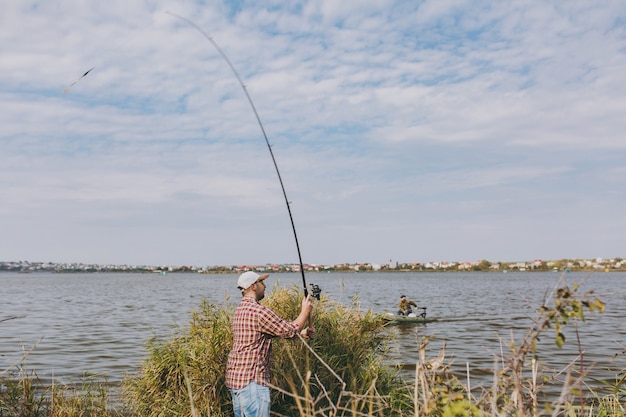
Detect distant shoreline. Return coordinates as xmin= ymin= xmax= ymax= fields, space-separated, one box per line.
xmin=2 ymin=267 xmax=624 ymax=274
xmin=2 ymin=257 xmax=624 ymax=274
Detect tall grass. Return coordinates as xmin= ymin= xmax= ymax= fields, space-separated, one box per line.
xmin=122 ymin=300 xmax=234 ymax=416
xmin=265 ymin=290 xmax=409 ymax=416
xmin=0 ymin=365 xmax=122 ymax=417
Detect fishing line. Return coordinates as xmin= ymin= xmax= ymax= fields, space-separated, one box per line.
xmin=164 ymin=11 xmax=314 ymax=298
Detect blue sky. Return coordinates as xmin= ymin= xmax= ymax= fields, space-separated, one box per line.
xmin=2 ymin=0 xmax=625 ymax=266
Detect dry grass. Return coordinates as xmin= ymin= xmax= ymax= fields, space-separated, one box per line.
xmin=0 ymin=366 xmax=123 ymax=417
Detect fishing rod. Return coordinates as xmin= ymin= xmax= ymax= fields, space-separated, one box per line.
xmin=165 ymin=12 xmax=319 ymax=299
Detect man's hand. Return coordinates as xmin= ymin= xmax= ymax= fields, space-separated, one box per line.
xmin=294 ymin=295 xmax=314 ymax=331
xmin=301 ymin=294 xmax=314 ymax=314
xmin=300 ymin=327 xmax=316 ymax=339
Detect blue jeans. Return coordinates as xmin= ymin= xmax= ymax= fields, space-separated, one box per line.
xmin=230 ymin=382 xmax=270 ymax=417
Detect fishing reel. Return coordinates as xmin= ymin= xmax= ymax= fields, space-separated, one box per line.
xmin=309 ymin=283 xmax=322 ymax=300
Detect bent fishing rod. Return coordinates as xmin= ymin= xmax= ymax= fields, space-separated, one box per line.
xmin=165 ymin=12 xmax=319 ymax=299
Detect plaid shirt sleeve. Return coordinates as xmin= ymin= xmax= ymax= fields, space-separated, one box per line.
xmin=257 ymin=303 xmax=300 ymax=338
xmin=225 ymin=297 xmax=299 ymax=389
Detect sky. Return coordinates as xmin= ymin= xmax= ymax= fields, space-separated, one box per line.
xmin=1 ymin=0 xmax=625 ymax=267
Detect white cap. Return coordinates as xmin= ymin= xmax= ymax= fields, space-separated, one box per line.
xmin=237 ymin=271 xmax=269 ymax=290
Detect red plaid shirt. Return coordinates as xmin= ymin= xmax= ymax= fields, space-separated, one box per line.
xmin=225 ymin=296 xmax=300 ymax=389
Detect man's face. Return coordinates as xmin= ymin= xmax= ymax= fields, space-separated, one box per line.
xmin=253 ymin=280 xmax=266 ymax=301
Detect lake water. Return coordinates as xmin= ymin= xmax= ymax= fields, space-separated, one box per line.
xmin=1 ymin=271 xmax=625 ymax=395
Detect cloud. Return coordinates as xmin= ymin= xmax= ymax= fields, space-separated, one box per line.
xmin=1 ymin=0 xmax=625 ymax=265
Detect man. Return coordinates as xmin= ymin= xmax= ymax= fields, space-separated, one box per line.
xmin=397 ymin=295 xmax=418 ymax=316
xmin=225 ymin=271 xmax=315 ymax=417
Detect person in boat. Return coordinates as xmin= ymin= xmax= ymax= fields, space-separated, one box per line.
xmin=397 ymin=295 xmax=418 ymax=316
xmin=225 ymin=271 xmax=315 ymax=417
